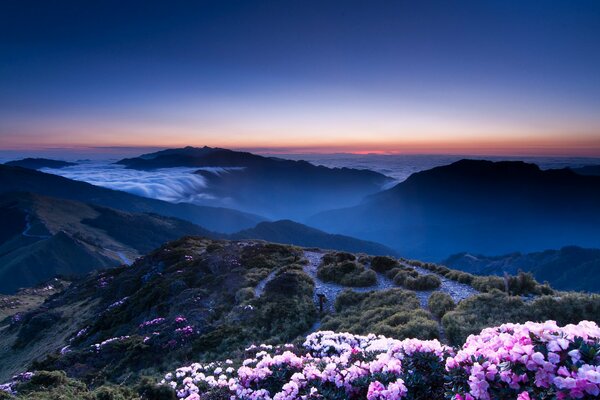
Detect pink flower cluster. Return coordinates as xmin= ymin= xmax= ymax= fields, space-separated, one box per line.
xmin=446 ymin=320 xmax=600 ymax=400
xmin=165 ymin=331 xmax=451 ymax=400
xmin=139 ymin=317 xmax=166 ymax=329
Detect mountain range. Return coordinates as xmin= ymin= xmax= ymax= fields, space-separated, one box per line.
xmin=4 ymin=158 xmax=77 ymax=170
xmin=443 ymin=246 xmax=600 ymax=292
xmin=0 ymin=163 xmax=397 ymax=292
xmin=116 ymin=146 xmax=393 ymax=219
xmin=309 ymin=159 xmax=600 ymax=260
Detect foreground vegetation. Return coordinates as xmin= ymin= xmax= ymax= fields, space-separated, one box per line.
xmin=1 ymin=238 xmax=600 ymax=399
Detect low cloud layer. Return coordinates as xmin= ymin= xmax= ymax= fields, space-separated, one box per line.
xmin=42 ymin=163 xmax=218 ymax=204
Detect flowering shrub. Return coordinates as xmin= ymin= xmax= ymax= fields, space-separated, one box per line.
xmin=164 ymin=331 xmax=452 ymax=399
xmin=446 ymin=320 xmax=600 ymax=400
xmin=163 ymin=321 xmax=600 ymax=400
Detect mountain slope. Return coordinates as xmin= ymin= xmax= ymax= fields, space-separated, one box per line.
xmin=571 ymin=165 xmax=600 ymax=176
xmin=0 ymin=193 xmax=216 ymax=293
xmin=4 ymin=158 xmax=77 ymax=170
xmin=231 ymin=220 xmax=397 ymax=256
xmin=443 ymin=246 xmax=600 ymax=292
xmin=0 ymin=164 xmax=264 ymax=233
xmin=117 ymin=146 xmax=393 ymax=219
xmin=1 ymin=237 xmax=598 ymax=392
xmin=309 ymin=159 xmax=600 ymax=260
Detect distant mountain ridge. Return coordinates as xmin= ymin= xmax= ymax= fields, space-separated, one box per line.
xmin=571 ymin=164 xmax=600 ymax=176
xmin=309 ymin=159 xmax=600 ymax=259
xmin=116 ymin=146 xmax=393 ymax=219
xmin=443 ymin=246 xmax=600 ymax=292
xmin=230 ymin=220 xmax=397 ymax=256
xmin=5 ymin=158 xmax=77 ymax=170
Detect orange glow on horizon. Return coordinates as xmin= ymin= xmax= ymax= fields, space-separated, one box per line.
xmin=2 ymin=136 xmax=600 ymax=157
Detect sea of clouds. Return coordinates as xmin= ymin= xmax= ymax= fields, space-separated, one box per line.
xmin=40 ymin=155 xmax=600 ymax=205
xmin=41 ymin=163 xmax=223 ymax=204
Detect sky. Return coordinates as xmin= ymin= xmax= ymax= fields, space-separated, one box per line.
xmin=1 ymin=0 xmax=600 ymax=156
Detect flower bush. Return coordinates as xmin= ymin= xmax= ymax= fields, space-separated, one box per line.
xmin=163 ymin=321 xmax=600 ymax=400
xmin=164 ymin=331 xmax=452 ymax=400
xmin=446 ymin=320 xmax=600 ymax=400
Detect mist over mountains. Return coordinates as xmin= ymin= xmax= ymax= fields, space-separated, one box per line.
xmin=115 ymin=146 xmax=393 ymax=219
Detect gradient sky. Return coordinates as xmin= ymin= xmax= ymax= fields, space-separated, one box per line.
xmin=1 ymin=0 xmax=600 ymax=156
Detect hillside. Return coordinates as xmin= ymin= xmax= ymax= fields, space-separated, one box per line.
xmin=309 ymin=159 xmax=600 ymax=260
xmin=444 ymin=246 xmax=600 ymax=292
xmin=1 ymin=237 xmax=599 ymax=399
xmin=0 ymin=164 xmax=264 ymax=233
xmin=230 ymin=220 xmax=398 ymax=256
xmin=4 ymin=158 xmax=77 ymax=170
xmin=572 ymin=164 xmax=600 ymax=176
xmin=117 ymin=146 xmax=393 ymax=219
xmin=0 ymin=193 xmax=215 ymax=293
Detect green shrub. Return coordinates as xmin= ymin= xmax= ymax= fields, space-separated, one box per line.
xmin=471 ymin=275 xmax=506 ymax=292
xmin=235 ymin=287 xmax=255 ymax=303
xmin=370 ymin=256 xmax=399 ymax=272
xmin=322 ymin=289 xmax=439 ymax=340
xmin=137 ymin=377 xmax=177 ymax=400
xmin=442 ymin=291 xmax=530 ymax=345
xmin=321 ymin=251 xmax=355 ymax=265
xmin=391 ymin=269 xmax=419 ymax=285
xmin=528 ymin=292 xmax=600 ymax=324
xmin=317 ymin=260 xmax=376 ymax=287
xmin=0 ymin=391 xmax=13 ymax=400
xmin=396 ymin=273 xmax=441 ymax=290
xmin=428 ymin=292 xmax=455 ymax=319
xmin=93 ymin=385 xmax=134 ymax=400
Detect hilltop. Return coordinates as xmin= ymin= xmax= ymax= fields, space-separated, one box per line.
xmin=1 ymin=237 xmax=599 ymax=398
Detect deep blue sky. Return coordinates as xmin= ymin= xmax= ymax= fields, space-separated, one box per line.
xmin=1 ymin=0 xmax=600 ymax=155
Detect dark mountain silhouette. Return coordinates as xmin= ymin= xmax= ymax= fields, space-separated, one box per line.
xmin=0 ymin=193 xmax=215 ymax=293
xmin=0 ymin=164 xmax=264 ymax=233
xmin=309 ymin=159 xmax=600 ymax=260
xmin=230 ymin=220 xmax=397 ymax=256
xmin=571 ymin=165 xmax=600 ymax=176
xmin=444 ymin=246 xmax=600 ymax=292
xmin=116 ymin=146 xmax=393 ymax=219
xmin=4 ymin=158 xmax=77 ymax=169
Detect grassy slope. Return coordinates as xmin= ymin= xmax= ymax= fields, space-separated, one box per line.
xmin=1 ymin=238 xmax=599 ymax=397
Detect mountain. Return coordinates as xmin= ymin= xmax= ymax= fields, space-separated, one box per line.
xmin=230 ymin=220 xmax=398 ymax=256
xmin=4 ymin=158 xmax=77 ymax=169
xmin=0 ymin=164 xmax=264 ymax=233
xmin=571 ymin=164 xmax=600 ymax=176
xmin=0 ymin=192 xmax=215 ymax=293
xmin=443 ymin=246 xmax=600 ymax=292
xmin=309 ymin=159 xmax=600 ymax=260
xmin=116 ymin=146 xmax=393 ymax=219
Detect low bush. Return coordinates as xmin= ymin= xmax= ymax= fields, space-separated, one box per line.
xmin=427 ymin=292 xmax=455 ymax=319
xmin=322 ymin=289 xmax=439 ymax=340
xmin=317 ymin=260 xmax=377 ymax=287
xmin=370 ymin=256 xmax=399 ymax=272
xmin=395 ymin=273 xmax=441 ymax=290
